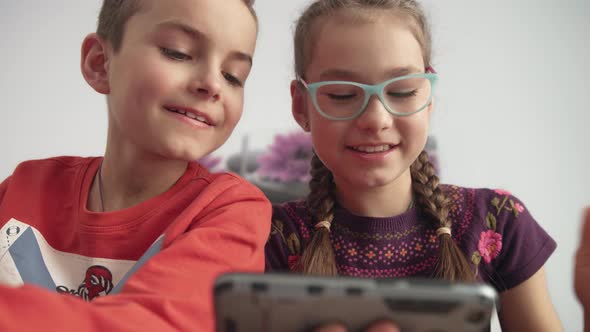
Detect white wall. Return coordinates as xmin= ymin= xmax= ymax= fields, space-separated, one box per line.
xmin=1 ymin=1 xmax=589 ymax=330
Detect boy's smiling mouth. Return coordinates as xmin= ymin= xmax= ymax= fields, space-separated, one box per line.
xmin=164 ymin=106 xmax=213 ymax=126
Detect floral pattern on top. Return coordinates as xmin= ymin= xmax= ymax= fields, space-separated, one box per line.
xmin=265 ymin=185 xmax=556 ymax=292
xmin=470 ymin=189 xmax=524 ymax=276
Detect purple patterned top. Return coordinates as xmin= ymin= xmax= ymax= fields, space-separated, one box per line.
xmin=265 ymin=185 xmax=556 ymax=292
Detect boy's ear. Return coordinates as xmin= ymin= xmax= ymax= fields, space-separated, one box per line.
xmin=80 ymin=33 xmax=111 ymax=95
xmin=290 ymin=80 xmax=310 ymax=132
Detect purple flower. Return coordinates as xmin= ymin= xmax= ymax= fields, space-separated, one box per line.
xmin=198 ymin=154 xmax=223 ymax=171
xmin=256 ymin=131 xmax=313 ymax=183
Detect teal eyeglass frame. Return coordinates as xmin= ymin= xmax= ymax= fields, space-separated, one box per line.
xmin=299 ymin=73 xmax=438 ymax=121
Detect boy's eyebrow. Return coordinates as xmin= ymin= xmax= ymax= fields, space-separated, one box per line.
xmin=228 ymin=51 xmax=253 ymax=67
xmin=319 ymin=66 xmax=422 ymax=81
xmin=156 ymin=20 xmax=253 ymax=66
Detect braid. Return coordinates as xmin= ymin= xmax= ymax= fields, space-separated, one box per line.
xmin=297 ymin=153 xmax=338 ymax=275
xmin=411 ymin=151 xmax=475 ymax=281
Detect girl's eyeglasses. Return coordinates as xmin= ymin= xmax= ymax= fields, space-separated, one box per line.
xmin=299 ymin=71 xmax=438 ymax=121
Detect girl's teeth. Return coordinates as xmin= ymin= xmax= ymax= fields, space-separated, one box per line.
xmin=186 ymin=112 xmax=197 ymax=120
xmin=355 ymin=145 xmax=391 ymax=153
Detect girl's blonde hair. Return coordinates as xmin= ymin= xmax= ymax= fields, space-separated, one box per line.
xmin=294 ymin=0 xmax=475 ymax=282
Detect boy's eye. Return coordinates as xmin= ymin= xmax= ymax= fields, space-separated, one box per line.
xmin=160 ymin=47 xmax=192 ymax=61
xmin=223 ymin=72 xmax=243 ymax=87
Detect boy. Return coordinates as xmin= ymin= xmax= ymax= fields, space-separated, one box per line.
xmin=0 ymin=0 xmax=269 ymax=331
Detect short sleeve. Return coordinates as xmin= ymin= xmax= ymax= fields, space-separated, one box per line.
xmin=480 ymin=191 xmax=556 ymax=291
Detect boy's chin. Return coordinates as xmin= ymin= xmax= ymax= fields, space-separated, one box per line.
xmin=156 ymin=149 xmax=214 ymax=164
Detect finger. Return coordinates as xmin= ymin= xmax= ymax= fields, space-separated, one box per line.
xmin=579 ymin=207 xmax=590 ymax=247
xmin=364 ymin=320 xmax=400 ymax=332
xmin=312 ymin=323 xmax=347 ymax=332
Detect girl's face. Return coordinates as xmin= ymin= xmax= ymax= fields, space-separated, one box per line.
xmin=293 ymin=12 xmax=432 ymax=194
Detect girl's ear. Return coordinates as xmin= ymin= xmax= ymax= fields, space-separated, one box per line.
xmin=80 ymin=33 xmax=111 ymax=95
xmin=291 ymin=80 xmax=311 ymax=132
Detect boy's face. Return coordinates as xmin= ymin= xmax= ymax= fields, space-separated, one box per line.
xmin=102 ymin=0 xmax=256 ymax=161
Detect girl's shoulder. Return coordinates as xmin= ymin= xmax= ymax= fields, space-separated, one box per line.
xmin=266 ymin=201 xmax=311 ymax=271
xmin=442 ymin=184 xmax=556 ymax=291
xmin=271 ymin=200 xmax=313 ymax=241
xmin=442 ymin=184 xmax=536 ymax=232
xmin=441 ymin=184 xmax=529 ymax=225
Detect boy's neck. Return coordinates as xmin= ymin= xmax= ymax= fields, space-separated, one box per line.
xmin=335 ymin=169 xmax=414 ymax=218
xmin=89 ymin=150 xmax=190 ymax=213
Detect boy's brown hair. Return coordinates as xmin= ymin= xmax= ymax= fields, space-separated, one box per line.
xmin=97 ymin=0 xmax=257 ymax=52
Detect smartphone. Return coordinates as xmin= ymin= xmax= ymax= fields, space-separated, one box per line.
xmin=214 ymin=273 xmax=497 ymax=332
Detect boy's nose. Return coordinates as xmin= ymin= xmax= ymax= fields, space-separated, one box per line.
xmin=190 ymin=68 xmax=222 ymax=102
xmin=354 ymin=95 xmax=393 ymax=132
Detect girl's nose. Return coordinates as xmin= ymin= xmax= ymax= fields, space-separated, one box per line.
xmin=354 ymin=95 xmax=393 ymax=132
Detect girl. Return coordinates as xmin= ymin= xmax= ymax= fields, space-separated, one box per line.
xmin=265 ymin=0 xmax=562 ymax=330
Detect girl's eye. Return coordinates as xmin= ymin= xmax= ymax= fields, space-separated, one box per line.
xmin=387 ymin=90 xmax=418 ymax=98
xmin=223 ymin=72 xmax=243 ymax=87
xmin=160 ymin=47 xmax=192 ymax=61
xmin=326 ymin=93 xmax=357 ymax=100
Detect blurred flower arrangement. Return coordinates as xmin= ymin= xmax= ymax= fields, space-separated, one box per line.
xmin=255 ymin=131 xmax=313 ymax=183
xmin=220 ymin=131 xmax=440 ymax=203
xmin=197 ymin=154 xmax=223 ymax=172
xmin=425 ymin=136 xmax=440 ymax=176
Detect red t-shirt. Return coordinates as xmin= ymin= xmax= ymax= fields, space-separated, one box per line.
xmin=0 ymin=156 xmax=271 ymax=331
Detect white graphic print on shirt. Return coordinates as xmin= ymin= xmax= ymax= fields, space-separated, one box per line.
xmin=0 ymin=218 xmax=163 ymax=301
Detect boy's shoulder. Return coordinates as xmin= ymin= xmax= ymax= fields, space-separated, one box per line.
xmin=14 ymin=155 xmax=93 ymax=169
xmin=195 ymin=168 xmax=270 ymax=203
xmin=11 ymin=156 xmax=95 ymax=177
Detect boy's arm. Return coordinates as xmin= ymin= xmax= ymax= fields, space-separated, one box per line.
xmin=0 ymin=179 xmax=272 ymax=332
xmin=0 ymin=176 xmax=10 ymax=203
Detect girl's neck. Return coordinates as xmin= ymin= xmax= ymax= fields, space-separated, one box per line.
xmin=335 ymin=169 xmax=414 ymax=218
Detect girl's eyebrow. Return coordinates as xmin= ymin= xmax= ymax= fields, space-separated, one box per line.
xmin=318 ymin=66 xmax=423 ymax=81
xmin=155 ymin=20 xmax=253 ymax=66
xmin=383 ymin=66 xmax=423 ymax=77
xmin=319 ymin=69 xmax=360 ymax=81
